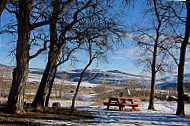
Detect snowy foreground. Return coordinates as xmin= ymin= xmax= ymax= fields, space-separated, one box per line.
xmin=36 ymin=100 xmax=190 ymax=126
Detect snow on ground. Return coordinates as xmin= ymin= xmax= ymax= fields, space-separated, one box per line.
xmin=1 ymin=97 xmax=190 ymax=125
xmin=27 ymin=72 xmax=99 ymax=87
xmin=48 ymin=99 xmax=95 ymax=107
xmin=37 ymin=100 xmax=190 ymax=126
xmin=64 ymin=81 xmax=99 ymax=87
xmin=27 ymin=73 xmax=42 ymax=82
xmin=27 ymin=73 xmax=63 ymax=84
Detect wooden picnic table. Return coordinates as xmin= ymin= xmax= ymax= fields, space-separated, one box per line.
xmin=104 ymin=97 xmax=139 ymax=111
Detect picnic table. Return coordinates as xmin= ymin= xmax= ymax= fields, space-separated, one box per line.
xmin=104 ymin=97 xmax=139 ymax=111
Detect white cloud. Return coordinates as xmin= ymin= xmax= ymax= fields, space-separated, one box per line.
xmin=0 ymin=43 xmax=7 ymax=47
xmin=124 ymin=33 xmax=134 ymax=41
xmin=111 ymin=56 xmax=127 ymax=60
xmin=111 ymin=47 xmax=146 ymax=63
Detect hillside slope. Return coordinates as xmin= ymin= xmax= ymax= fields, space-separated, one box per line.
xmin=1 ymin=64 xmax=190 ymax=89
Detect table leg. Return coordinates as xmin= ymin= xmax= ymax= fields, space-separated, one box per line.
xmin=107 ymin=105 xmax=110 ymax=110
xmin=131 ymin=100 xmax=134 ymax=104
xmin=132 ymin=106 xmax=135 ymax=109
xmin=119 ymin=106 xmax=124 ymax=111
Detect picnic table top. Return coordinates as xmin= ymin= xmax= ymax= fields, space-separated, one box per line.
xmin=108 ymin=97 xmax=135 ymax=100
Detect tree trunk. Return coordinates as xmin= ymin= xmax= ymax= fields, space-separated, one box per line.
xmin=6 ymin=0 xmax=31 ymax=113
xmin=148 ymin=0 xmax=161 ymax=110
xmin=45 ymin=67 xmax=57 ymax=107
xmin=176 ymin=1 xmax=190 ymax=116
xmin=32 ymin=47 xmax=60 ymax=108
xmin=32 ymin=10 xmax=60 ymax=108
xmin=70 ymin=59 xmax=93 ymax=114
xmin=148 ymin=37 xmax=158 ymax=110
xmin=0 ymin=0 xmax=8 ymax=16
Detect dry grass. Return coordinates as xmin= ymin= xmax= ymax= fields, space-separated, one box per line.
xmin=180 ymin=115 xmax=190 ymax=118
xmin=0 ymin=104 xmax=96 ymax=125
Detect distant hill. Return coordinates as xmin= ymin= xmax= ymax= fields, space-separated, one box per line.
xmin=0 ymin=64 xmax=13 ymax=78
xmin=1 ymin=63 xmax=190 ymax=89
xmin=157 ymin=74 xmax=190 ymax=90
xmin=57 ymin=69 xmax=150 ymax=84
xmin=0 ymin=64 xmax=150 ymax=85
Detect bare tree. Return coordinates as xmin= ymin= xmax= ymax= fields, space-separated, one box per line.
xmin=32 ymin=0 xmax=124 ymax=108
xmin=176 ymin=0 xmax=190 ymax=116
xmin=133 ymin=0 xmax=180 ymax=110
xmin=148 ymin=0 xmax=162 ymax=110
xmin=45 ymin=43 xmax=81 ymax=107
xmin=6 ymin=0 xmax=34 ymax=113
xmin=70 ymin=37 xmax=109 ymax=114
xmin=133 ymin=0 xmax=189 ymax=115
xmin=32 ymin=0 xmax=95 ymax=108
xmin=69 ymin=1 xmax=124 ymax=111
xmin=5 ymin=0 xmax=51 ymax=113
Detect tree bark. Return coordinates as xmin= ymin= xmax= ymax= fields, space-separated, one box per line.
xmin=6 ymin=0 xmax=31 ymax=113
xmin=0 ymin=0 xmax=8 ymax=16
xmin=44 ymin=43 xmax=81 ymax=107
xmin=32 ymin=10 xmax=60 ymax=108
xmin=176 ymin=0 xmax=190 ymax=116
xmin=148 ymin=0 xmax=161 ymax=110
xmin=148 ymin=35 xmax=158 ymax=110
xmin=32 ymin=45 xmax=60 ymax=108
xmin=70 ymin=58 xmax=93 ymax=114
xmin=45 ymin=67 xmax=57 ymax=107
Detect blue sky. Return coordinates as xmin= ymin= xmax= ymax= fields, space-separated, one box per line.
xmin=0 ymin=1 xmax=146 ymax=75
xmin=0 ymin=36 xmax=144 ymax=77
xmin=0 ymin=1 xmax=189 ymax=77
xmin=0 ymin=33 xmax=143 ymax=75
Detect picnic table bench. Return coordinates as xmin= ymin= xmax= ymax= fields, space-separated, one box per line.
xmin=104 ymin=97 xmax=139 ymax=111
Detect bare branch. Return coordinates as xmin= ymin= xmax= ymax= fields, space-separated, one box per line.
xmin=30 ymin=20 xmax=50 ymax=30
xmin=65 ymin=0 xmax=92 ymax=32
xmin=29 ymin=40 xmax=50 ymax=60
xmin=56 ymin=43 xmax=81 ymax=66
xmin=158 ymin=45 xmax=179 ymax=65
xmin=57 ymin=0 xmax=75 ymax=15
xmin=5 ymin=6 xmax=18 ymax=15
xmin=170 ymin=6 xmax=186 ymax=23
xmin=0 ymin=0 xmax=8 ymax=16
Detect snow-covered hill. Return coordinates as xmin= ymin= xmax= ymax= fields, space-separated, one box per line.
xmin=28 ymin=68 xmax=151 ymax=86
xmin=0 ymin=64 xmax=150 ymax=86
xmin=1 ymin=64 xmax=190 ymax=89
xmin=157 ymin=74 xmax=190 ymax=89
xmin=57 ymin=69 xmax=150 ymax=84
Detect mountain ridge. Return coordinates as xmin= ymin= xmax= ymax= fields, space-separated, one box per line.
xmin=1 ymin=63 xmax=190 ymax=89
